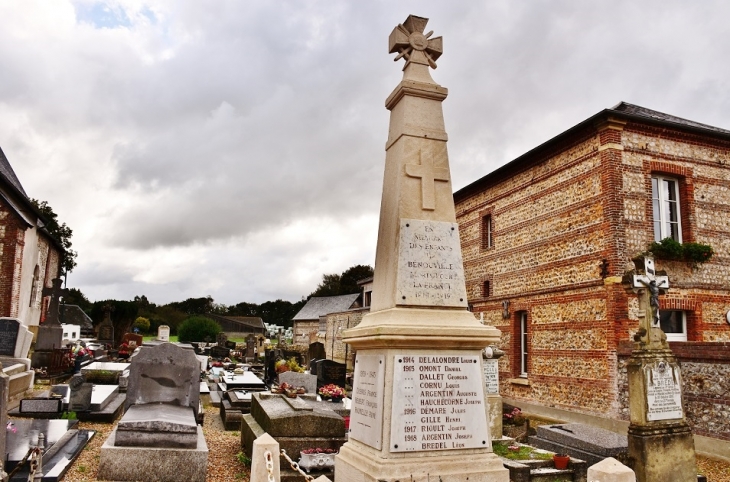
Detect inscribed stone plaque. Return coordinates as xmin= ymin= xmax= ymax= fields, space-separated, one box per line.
xmin=349 ymin=354 xmax=385 ymax=450
xmin=391 ymin=354 xmax=488 ymax=452
xmin=396 ymin=219 xmax=467 ymax=308
xmin=483 ymin=359 xmax=499 ymax=394
xmin=645 ymin=361 xmax=683 ymax=421
xmin=0 ymin=318 xmax=20 ymax=356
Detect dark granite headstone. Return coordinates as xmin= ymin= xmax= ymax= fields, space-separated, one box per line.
xmin=245 ymin=335 xmax=256 ymax=358
xmin=19 ymin=398 xmax=63 ymax=414
xmin=210 ymin=346 xmax=230 ymax=359
xmin=69 ymin=374 xmax=93 ymax=412
xmin=97 ymin=304 xmax=115 ymax=345
xmin=315 ymin=360 xmax=347 ymax=388
xmin=225 ymin=341 xmax=237 ymax=350
xmin=0 ymin=318 xmax=19 ymax=357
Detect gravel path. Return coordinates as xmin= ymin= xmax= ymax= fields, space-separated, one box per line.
xmin=36 ymin=406 xmax=251 ymax=482
xmin=9 ymin=404 xmax=729 ymax=481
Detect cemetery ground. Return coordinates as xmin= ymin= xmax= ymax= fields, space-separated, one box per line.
xmin=10 ymin=385 xmax=728 ymax=482
xmin=12 ymin=385 xmax=251 ymax=482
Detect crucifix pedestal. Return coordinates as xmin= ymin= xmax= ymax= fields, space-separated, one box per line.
xmin=626 ymin=256 xmax=696 ymax=482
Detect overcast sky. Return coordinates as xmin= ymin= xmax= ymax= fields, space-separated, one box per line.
xmin=2 ymin=1 xmax=729 ymax=306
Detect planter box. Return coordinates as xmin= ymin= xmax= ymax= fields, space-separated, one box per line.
xmin=298 ymin=452 xmax=336 ymax=473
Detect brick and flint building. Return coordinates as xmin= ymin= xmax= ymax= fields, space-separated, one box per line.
xmin=454 ymin=102 xmax=730 ymax=449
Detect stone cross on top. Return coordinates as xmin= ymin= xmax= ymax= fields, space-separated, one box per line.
xmin=42 ymin=278 xmax=67 ymax=326
xmin=389 ymin=15 xmax=443 ymax=69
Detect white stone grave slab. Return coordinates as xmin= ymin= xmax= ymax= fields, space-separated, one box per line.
xmin=645 ymin=360 xmax=683 ymax=421
xmin=157 ymin=325 xmax=170 ymax=342
xmin=349 ymin=354 xmax=385 ymax=450
xmin=390 ymin=354 xmax=488 ymax=452
xmin=396 ymin=219 xmax=468 ymax=308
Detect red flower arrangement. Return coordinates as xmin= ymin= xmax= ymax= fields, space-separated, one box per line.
xmin=318 ymin=384 xmax=345 ymax=399
xmin=301 ymin=448 xmax=337 ymax=454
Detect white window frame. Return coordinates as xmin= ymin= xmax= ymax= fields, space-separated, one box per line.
xmin=659 ymin=310 xmax=687 ymax=342
xmin=652 ymin=175 xmax=682 ymax=242
xmin=519 ymin=312 xmax=528 ymax=377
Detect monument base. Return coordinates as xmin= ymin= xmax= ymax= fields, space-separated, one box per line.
xmin=335 ymin=442 xmax=509 ymax=482
xmin=628 ymin=422 xmax=696 ymax=482
xmin=98 ymin=426 xmax=208 ymax=482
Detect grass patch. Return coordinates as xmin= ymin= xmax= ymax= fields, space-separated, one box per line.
xmin=142 ymin=335 xmax=179 ymax=342
xmin=493 ymin=442 xmax=553 ymax=461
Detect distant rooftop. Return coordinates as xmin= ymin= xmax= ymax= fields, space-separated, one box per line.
xmin=292 ymin=293 xmax=361 ymax=321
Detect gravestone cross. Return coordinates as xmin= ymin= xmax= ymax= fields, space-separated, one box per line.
xmin=405 ymin=149 xmax=450 ymax=211
xmin=97 ymin=304 xmax=115 ymax=346
xmin=632 ymin=256 xmax=669 ymax=347
xmin=42 ymin=278 xmax=67 ymax=326
xmin=627 ymin=254 xmax=697 ymax=481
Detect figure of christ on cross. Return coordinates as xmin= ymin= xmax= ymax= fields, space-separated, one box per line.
xmin=405 ymin=148 xmax=450 ymax=211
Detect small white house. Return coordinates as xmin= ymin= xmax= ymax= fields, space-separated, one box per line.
xmin=61 ymin=323 xmax=81 ymax=343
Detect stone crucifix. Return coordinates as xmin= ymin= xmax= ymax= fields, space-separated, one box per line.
xmin=405 ymin=149 xmax=449 ymax=210
xmin=632 ymin=256 xmax=669 ymax=346
xmin=42 ymin=278 xmax=67 ymax=326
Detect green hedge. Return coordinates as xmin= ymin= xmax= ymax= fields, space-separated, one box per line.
xmin=177 ymin=316 xmax=222 ymax=342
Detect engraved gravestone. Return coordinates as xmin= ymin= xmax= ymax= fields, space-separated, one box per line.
xmin=157 ymin=325 xmax=170 ymax=342
xmin=645 ymin=360 xmax=683 ymax=421
xmin=0 ymin=319 xmax=20 ymax=357
xmin=217 ymin=332 xmax=228 ymax=347
xmin=315 ymin=360 xmax=347 ymax=388
xmin=69 ymin=374 xmax=93 ymax=412
xmin=349 ymin=354 xmax=385 ymax=449
xmin=97 ymin=305 xmax=114 ymax=345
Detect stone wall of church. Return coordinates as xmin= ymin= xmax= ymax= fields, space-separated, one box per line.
xmin=0 ymin=204 xmax=27 ymax=319
xmin=455 ymin=116 xmax=730 ymax=423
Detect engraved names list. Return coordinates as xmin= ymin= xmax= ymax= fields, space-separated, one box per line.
xmin=349 ymin=354 xmax=385 ymax=449
xmin=391 ymin=354 xmax=488 ymax=452
xmin=397 ymin=219 xmax=467 ymax=308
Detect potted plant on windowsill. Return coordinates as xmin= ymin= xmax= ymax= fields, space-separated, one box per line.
xmin=553 ymin=453 xmax=570 ymax=470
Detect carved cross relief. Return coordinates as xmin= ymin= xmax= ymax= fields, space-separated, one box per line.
xmin=405 ymin=149 xmax=450 ymax=211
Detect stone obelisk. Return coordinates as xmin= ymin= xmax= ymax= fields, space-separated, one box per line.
xmin=335 ymin=15 xmax=508 ymax=482
xmin=627 ymin=256 xmax=696 ymax=482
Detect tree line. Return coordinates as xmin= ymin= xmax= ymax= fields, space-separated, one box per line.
xmin=62 ymin=264 xmax=373 ymax=339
